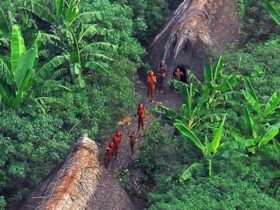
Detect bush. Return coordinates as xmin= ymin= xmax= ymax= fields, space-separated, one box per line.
xmin=147 ymin=147 xmax=280 ymax=210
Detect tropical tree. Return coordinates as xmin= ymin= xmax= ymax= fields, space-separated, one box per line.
xmin=0 ymin=25 xmax=40 ymax=107
xmin=22 ymin=0 xmax=115 ymax=87
xmin=0 ymin=25 xmax=69 ymax=108
xmin=243 ymin=78 xmax=280 ymax=123
xmin=175 ymin=115 xmax=227 ymax=177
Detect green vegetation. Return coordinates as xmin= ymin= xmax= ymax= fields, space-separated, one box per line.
xmin=0 ymin=0 xmax=181 ymax=208
xmin=0 ymin=0 xmax=279 ymax=209
xmin=138 ymin=2 xmax=280 ymax=209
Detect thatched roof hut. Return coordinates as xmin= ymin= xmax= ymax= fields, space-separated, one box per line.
xmin=20 ymin=136 xmax=135 ymax=210
xmin=150 ymin=0 xmax=240 ymax=76
xmin=21 ymin=136 xmax=100 ymax=210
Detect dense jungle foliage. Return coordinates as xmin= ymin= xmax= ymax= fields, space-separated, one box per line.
xmin=137 ymin=1 xmax=280 ymax=209
xmin=0 ymin=0 xmax=279 ymax=210
xmin=0 ymin=0 xmax=178 ymax=208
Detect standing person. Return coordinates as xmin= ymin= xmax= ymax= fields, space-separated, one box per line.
xmin=158 ymin=60 xmax=167 ymax=94
xmin=173 ymin=67 xmax=184 ymax=81
xmin=128 ymin=131 xmax=139 ymax=155
xmin=137 ymin=103 xmax=145 ymax=132
xmin=112 ymin=130 xmax=122 ymax=158
xmin=147 ymin=70 xmax=157 ymax=102
xmin=104 ymin=141 xmax=114 ymax=168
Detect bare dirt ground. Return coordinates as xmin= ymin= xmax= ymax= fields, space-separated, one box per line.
xmin=89 ymin=74 xmax=181 ymax=210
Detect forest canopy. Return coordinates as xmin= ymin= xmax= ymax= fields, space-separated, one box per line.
xmin=0 ymin=0 xmax=280 ymax=210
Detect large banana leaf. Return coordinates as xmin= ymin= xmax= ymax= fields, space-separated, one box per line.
xmin=243 ymin=90 xmax=262 ymax=114
xmin=10 ymin=25 xmax=26 ymax=73
xmin=39 ymin=55 xmax=67 ymax=78
xmin=64 ymin=0 xmax=80 ymax=26
xmin=263 ymin=91 xmax=280 ymax=117
xmin=153 ymin=105 xmax=177 ymax=121
xmin=0 ymin=8 xmax=10 ymax=35
xmin=174 ymin=120 xmax=205 ymax=154
xmin=14 ymin=46 xmax=38 ymax=90
xmin=81 ymin=42 xmax=117 ymax=54
xmin=258 ymin=126 xmax=279 ymax=147
xmin=85 ymin=61 xmax=110 ymax=75
xmin=244 ymin=77 xmax=258 ymax=101
xmin=244 ymin=108 xmax=258 ymax=139
xmin=207 ymin=115 xmax=226 ymax=155
xmin=22 ymin=1 xmax=56 ymax=23
xmin=55 ymin=0 xmax=64 ymax=17
xmin=78 ymin=24 xmax=98 ymax=42
xmin=180 ymin=163 xmax=202 ymax=183
xmin=263 ymin=0 xmax=280 ymax=26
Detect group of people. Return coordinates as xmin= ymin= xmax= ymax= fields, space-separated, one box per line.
xmin=104 ymin=60 xmax=188 ymax=168
xmin=146 ymin=60 xmax=188 ymax=102
xmin=104 ymin=103 xmax=146 ymax=168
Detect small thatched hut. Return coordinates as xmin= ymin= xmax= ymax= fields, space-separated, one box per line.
xmin=20 ymin=136 xmax=135 ymax=210
xmin=21 ymin=136 xmax=101 ymax=210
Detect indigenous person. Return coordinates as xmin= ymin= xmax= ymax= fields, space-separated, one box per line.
xmin=128 ymin=131 xmax=139 ymax=155
xmin=147 ymin=70 xmax=157 ymax=102
xmin=104 ymin=142 xmax=114 ymax=168
xmin=158 ymin=60 xmax=167 ymax=93
xmin=112 ymin=130 xmax=122 ymax=157
xmin=137 ymin=103 xmax=145 ymax=132
xmin=174 ymin=67 xmax=184 ymax=81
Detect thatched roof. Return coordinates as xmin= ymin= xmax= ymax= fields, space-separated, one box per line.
xmin=21 ymin=136 xmax=101 ymax=210
xmin=150 ymin=0 xmax=240 ymax=76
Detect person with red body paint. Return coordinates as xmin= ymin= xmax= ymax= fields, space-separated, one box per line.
xmin=147 ymin=70 xmax=157 ymax=102
xmin=104 ymin=142 xmax=114 ymax=168
xmin=137 ymin=103 xmax=145 ymax=132
xmin=112 ymin=130 xmax=122 ymax=157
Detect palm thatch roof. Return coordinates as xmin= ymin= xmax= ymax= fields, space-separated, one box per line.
xmin=150 ymin=0 xmax=239 ymax=76
xmin=21 ymin=136 xmax=101 ymax=210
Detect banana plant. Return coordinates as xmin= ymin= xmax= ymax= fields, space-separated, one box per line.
xmin=233 ymin=107 xmax=280 ymax=154
xmin=0 ymin=25 xmax=39 ymax=107
xmin=23 ymin=0 xmax=115 ymax=87
xmin=201 ymin=56 xmax=240 ymax=109
xmin=174 ymin=115 xmax=227 ymax=177
xmin=0 ymin=25 xmax=69 ymax=108
xmin=243 ymin=78 xmax=280 ymax=121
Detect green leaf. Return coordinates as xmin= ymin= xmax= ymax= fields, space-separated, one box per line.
xmin=244 ymin=77 xmax=258 ymax=101
xmin=244 ymin=108 xmax=258 ymax=139
xmin=86 ymin=61 xmax=110 ymax=75
xmin=243 ymin=90 xmax=262 ymax=114
xmin=263 ymin=92 xmax=280 ymax=117
xmin=174 ymin=121 xmax=205 ymax=154
xmin=14 ymin=46 xmax=37 ymax=90
xmin=207 ymin=115 xmax=226 ymax=154
xmin=10 ymin=25 xmax=26 ymax=73
xmin=55 ymin=0 xmax=64 ymax=17
xmin=39 ymin=55 xmax=66 ymax=78
xmin=213 ymin=56 xmax=224 ymax=81
xmin=262 ymin=0 xmax=280 ymax=26
xmin=153 ymin=105 xmax=177 ymax=121
xmin=258 ymin=126 xmax=279 ymax=147
xmin=179 ymin=163 xmax=202 ymax=183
